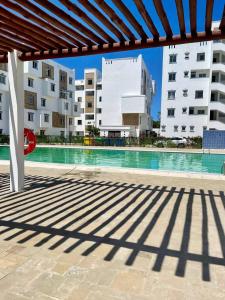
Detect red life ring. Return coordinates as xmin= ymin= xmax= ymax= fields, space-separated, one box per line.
xmin=24 ymin=128 xmax=36 ymax=155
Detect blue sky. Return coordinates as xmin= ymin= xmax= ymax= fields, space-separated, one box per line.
xmin=53 ymin=0 xmax=224 ymax=120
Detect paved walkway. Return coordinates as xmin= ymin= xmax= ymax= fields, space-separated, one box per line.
xmin=0 ymin=167 xmax=224 ymax=299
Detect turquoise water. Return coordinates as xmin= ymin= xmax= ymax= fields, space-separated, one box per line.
xmin=0 ymin=146 xmax=225 ymax=174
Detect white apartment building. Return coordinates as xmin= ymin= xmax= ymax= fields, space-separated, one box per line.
xmin=160 ymin=21 xmax=225 ymax=138
xmin=0 ymin=59 xmax=78 ymax=137
xmin=74 ymin=55 xmax=155 ymax=137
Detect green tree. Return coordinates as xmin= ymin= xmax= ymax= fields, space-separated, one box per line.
xmin=86 ymin=125 xmax=100 ymax=137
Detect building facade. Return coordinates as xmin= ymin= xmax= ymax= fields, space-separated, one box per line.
xmin=74 ymin=55 xmax=155 ymax=137
xmin=0 ymin=59 xmax=78 ymax=137
xmin=160 ymin=21 xmax=225 ymax=138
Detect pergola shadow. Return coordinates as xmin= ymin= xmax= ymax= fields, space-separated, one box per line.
xmin=0 ymin=173 xmax=224 ymax=282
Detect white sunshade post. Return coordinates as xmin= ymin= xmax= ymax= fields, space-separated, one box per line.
xmin=8 ymin=50 xmax=24 ymax=192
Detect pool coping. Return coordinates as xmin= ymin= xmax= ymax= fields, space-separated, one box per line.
xmin=1 ymin=144 xmax=225 ymax=154
xmin=1 ymin=160 xmax=225 ymax=181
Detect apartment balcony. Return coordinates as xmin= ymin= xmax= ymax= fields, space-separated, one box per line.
xmin=210 ymin=110 xmax=225 ymax=125
xmin=208 ymin=120 xmax=225 ymax=130
xmin=121 ymin=95 xmax=147 ymax=114
xmin=212 ymin=63 xmax=225 ymax=73
xmin=211 ymin=82 xmax=225 ymax=94
xmin=213 ymin=40 xmax=225 ymax=52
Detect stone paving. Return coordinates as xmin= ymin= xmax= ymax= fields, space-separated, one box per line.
xmin=0 ymin=167 xmax=224 ymax=299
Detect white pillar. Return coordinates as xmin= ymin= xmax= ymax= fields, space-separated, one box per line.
xmin=8 ymin=50 xmax=24 ymax=192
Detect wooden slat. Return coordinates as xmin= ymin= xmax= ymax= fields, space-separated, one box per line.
xmin=133 ymin=0 xmax=159 ymax=39
xmin=17 ymin=30 xmax=225 ymax=63
xmin=0 ymin=34 xmax=32 ymax=52
xmin=0 ymin=20 xmax=49 ymax=50
xmin=35 ymin=0 xmax=105 ymax=45
xmin=205 ymin=0 xmax=214 ymax=33
xmin=153 ymin=0 xmax=173 ymax=37
xmin=0 ymin=7 xmax=64 ymax=49
xmin=0 ymin=18 xmax=55 ymax=50
xmin=0 ymin=44 xmax=12 ymax=52
xmin=189 ymin=0 xmax=197 ymax=36
xmin=111 ymin=0 xmax=148 ymax=39
xmin=60 ymin=0 xmax=115 ymax=44
xmin=95 ymin=0 xmax=136 ymax=41
xmin=6 ymin=0 xmax=79 ymax=48
xmin=175 ymin=0 xmax=186 ymax=36
xmin=78 ymin=0 xmax=124 ymax=41
xmin=0 ymin=28 xmax=40 ymax=50
xmin=219 ymin=6 xmax=225 ymax=31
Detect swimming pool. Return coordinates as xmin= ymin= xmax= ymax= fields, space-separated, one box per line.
xmin=0 ymin=146 xmax=225 ymax=174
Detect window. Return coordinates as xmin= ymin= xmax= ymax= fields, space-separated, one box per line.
xmin=191 ymin=71 xmax=196 ymax=78
xmin=50 ymin=83 xmax=55 ymax=92
xmin=28 ymin=95 xmax=34 ymax=105
xmin=161 ymin=125 xmax=166 ymax=132
xmin=197 ymin=109 xmax=205 ymax=115
xmin=183 ymin=89 xmax=188 ymax=97
xmin=28 ymin=112 xmax=34 ymax=122
xmin=203 ymin=126 xmax=207 ymax=131
xmin=167 ymin=108 xmax=175 ymax=117
xmin=69 ymin=77 xmax=73 ymax=85
xmin=97 ymin=108 xmax=102 ymax=113
xmin=168 ymin=90 xmax=176 ymax=100
xmin=87 ymin=102 xmax=93 ymax=108
xmin=0 ymin=93 xmax=2 ymax=103
xmin=69 ymin=91 xmax=73 ymax=99
xmin=190 ymin=126 xmax=195 ymax=132
xmin=185 ymin=52 xmax=190 ymax=59
xmin=96 ymin=84 xmax=102 ymax=90
xmin=99 ymin=120 xmax=102 ymax=126
xmin=76 ymin=85 xmax=84 ymax=91
xmin=64 ymin=103 xmax=69 ymax=110
xmin=44 ymin=114 xmax=49 ymax=122
xmin=0 ymin=74 xmax=6 ymax=84
xmin=74 ymin=105 xmax=78 ymax=112
xmin=197 ymin=52 xmax=205 ymax=61
xmin=78 ymin=120 xmax=82 ymax=125
xmin=181 ymin=126 xmax=186 ymax=132
xmin=86 ymin=91 xmax=94 ymax=96
xmin=199 ymin=73 xmax=206 ymax=78
xmin=182 ymin=107 xmax=187 ymax=114
xmin=85 ymin=114 xmax=94 ymax=120
xmin=77 ymin=97 xmax=82 ymax=102
xmin=69 ymin=118 xmax=73 ymax=125
xmin=168 ymin=72 xmax=176 ymax=82
xmin=0 ymin=129 xmax=2 ymax=134
xmin=174 ymin=125 xmax=178 ymax=132
xmin=60 ymin=73 xmax=66 ymax=81
xmin=28 ymin=78 xmax=34 ymax=87
xmin=41 ymin=98 xmax=46 ymax=107
xmin=189 ymin=107 xmax=195 ymax=115
xmin=87 ymin=79 xmax=93 ymax=85
xmin=184 ymin=71 xmax=189 ymax=78
xmin=0 ymin=111 xmax=2 ymax=120
xmin=195 ymin=90 xmax=203 ymax=99
xmin=99 ymin=96 xmax=102 ymax=102
xmin=32 ymin=61 xmax=38 ymax=69
xmin=169 ymin=54 xmax=177 ymax=64
xmin=46 ymin=67 xmax=52 ymax=78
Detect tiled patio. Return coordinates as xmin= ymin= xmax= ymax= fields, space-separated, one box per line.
xmin=0 ymin=168 xmax=224 ymax=300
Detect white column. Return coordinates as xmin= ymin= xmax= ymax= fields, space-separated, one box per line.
xmin=8 ymin=50 xmax=24 ymax=192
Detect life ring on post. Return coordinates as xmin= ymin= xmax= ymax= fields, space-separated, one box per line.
xmin=24 ymin=128 xmax=36 ymax=155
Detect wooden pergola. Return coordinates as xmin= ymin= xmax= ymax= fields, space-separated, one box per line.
xmin=0 ymin=0 xmax=224 ymax=63
xmin=0 ymin=0 xmax=224 ymax=192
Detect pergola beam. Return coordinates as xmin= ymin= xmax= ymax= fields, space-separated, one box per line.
xmin=15 ymin=30 xmax=225 ymax=63
xmin=95 ymin=0 xmax=137 ymax=41
xmin=35 ymin=0 xmax=105 ymax=45
xmin=78 ymin=0 xmax=124 ymax=42
xmin=111 ymin=0 xmax=148 ymax=40
xmin=60 ymin=0 xmax=115 ymax=44
xmin=189 ymin=0 xmax=197 ymax=36
xmin=133 ymin=0 xmax=159 ymax=40
xmin=153 ymin=0 xmax=173 ymax=38
xmin=3 ymin=0 xmax=78 ymax=49
xmin=175 ymin=0 xmax=186 ymax=37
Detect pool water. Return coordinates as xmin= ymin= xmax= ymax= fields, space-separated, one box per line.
xmin=0 ymin=146 xmax=225 ymax=174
